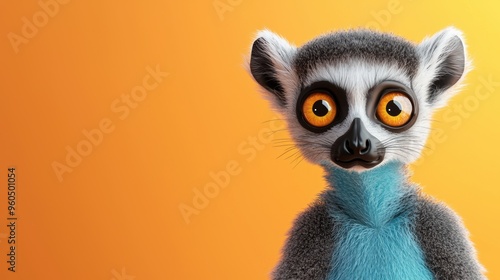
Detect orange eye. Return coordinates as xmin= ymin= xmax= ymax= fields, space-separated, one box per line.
xmin=302 ymin=92 xmax=337 ymax=128
xmin=376 ymin=92 xmax=413 ymax=127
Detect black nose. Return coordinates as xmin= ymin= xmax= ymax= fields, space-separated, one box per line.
xmin=332 ymin=118 xmax=385 ymax=168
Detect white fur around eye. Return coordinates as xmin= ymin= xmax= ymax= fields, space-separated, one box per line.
xmin=248 ymin=27 xmax=469 ymax=171
xmin=283 ymin=61 xmax=431 ymax=170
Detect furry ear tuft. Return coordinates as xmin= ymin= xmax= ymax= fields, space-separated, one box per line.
xmin=249 ymin=30 xmax=297 ymax=108
xmin=415 ymin=27 xmax=471 ymax=108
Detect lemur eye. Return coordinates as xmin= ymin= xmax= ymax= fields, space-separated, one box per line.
xmin=376 ymin=92 xmax=413 ymax=127
xmin=302 ymin=92 xmax=337 ymax=128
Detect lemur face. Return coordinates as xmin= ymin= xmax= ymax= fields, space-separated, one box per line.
xmin=249 ymin=28 xmax=469 ymax=171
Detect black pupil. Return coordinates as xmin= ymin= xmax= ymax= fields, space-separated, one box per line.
xmin=313 ymin=100 xmax=330 ymax=117
xmin=386 ymin=100 xmax=402 ymax=116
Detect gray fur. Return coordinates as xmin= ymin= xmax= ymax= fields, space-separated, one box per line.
xmin=293 ymin=29 xmax=419 ymax=81
xmin=272 ymin=186 xmax=486 ymax=280
xmin=248 ymin=27 xmax=483 ymax=279
xmin=414 ymin=195 xmax=485 ymax=279
xmin=272 ymin=199 xmax=335 ymax=280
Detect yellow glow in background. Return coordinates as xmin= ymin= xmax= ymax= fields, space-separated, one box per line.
xmin=0 ymin=0 xmax=499 ymax=279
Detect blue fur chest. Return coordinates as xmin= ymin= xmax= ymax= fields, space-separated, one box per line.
xmin=322 ymin=162 xmax=433 ymax=280
xmin=326 ymin=208 xmax=433 ymax=280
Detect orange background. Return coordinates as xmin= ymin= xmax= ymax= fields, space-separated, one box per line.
xmin=1 ymin=0 xmax=499 ymax=279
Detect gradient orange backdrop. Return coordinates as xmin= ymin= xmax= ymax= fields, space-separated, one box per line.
xmin=1 ymin=0 xmax=499 ymax=279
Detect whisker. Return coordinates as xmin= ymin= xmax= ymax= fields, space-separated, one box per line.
xmin=293 ymin=156 xmax=305 ymax=169
xmin=277 ymin=147 xmax=298 ymax=159
xmin=285 ymin=150 xmax=302 ymax=161
xmin=263 ymin=129 xmax=289 ymax=137
xmin=260 ymin=118 xmax=286 ymax=124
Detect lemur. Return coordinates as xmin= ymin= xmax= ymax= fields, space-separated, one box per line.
xmin=247 ymin=27 xmax=486 ymax=279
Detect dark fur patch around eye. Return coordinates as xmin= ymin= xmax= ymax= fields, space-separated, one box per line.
xmin=296 ymin=81 xmax=349 ymax=133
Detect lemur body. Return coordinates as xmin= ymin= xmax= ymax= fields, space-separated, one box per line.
xmin=248 ymin=28 xmax=485 ymax=279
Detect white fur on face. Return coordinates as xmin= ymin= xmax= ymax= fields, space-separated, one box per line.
xmin=282 ymin=61 xmax=432 ymax=171
xmin=248 ymin=28 xmax=469 ymax=172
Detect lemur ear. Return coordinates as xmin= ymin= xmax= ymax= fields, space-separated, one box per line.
xmin=415 ymin=27 xmax=471 ymax=108
xmin=249 ymin=30 xmax=297 ymax=108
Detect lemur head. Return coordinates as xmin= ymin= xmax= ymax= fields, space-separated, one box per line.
xmin=248 ymin=27 xmax=470 ymax=171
